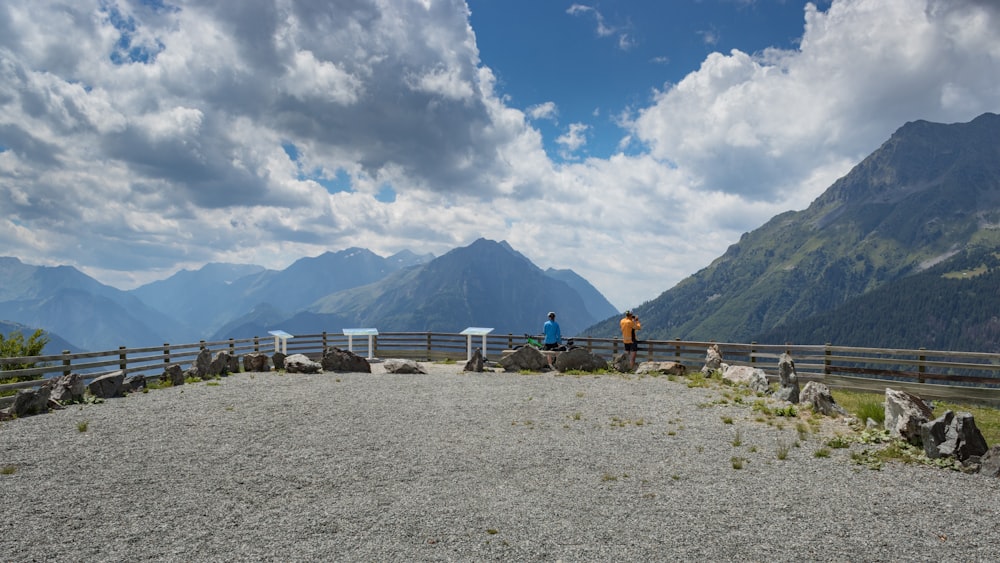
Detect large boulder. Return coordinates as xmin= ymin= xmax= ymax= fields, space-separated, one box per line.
xmin=721 ymin=365 xmax=769 ymax=394
xmin=48 ymin=373 xmax=86 ymax=404
xmin=243 ymin=352 xmax=270 ymax=373
xmin=284 ymin=354 xmax=323 ymax=374
xmin=272 ymin=352 xmax=286 ymax=371
xmin=774 ymin=353 xmax=800 ymax=403
xmin=207 ymin=351 xmax=232 ymax=378
xmin=612 ymin=353 xmax=632 ymax=373
xmin=885 ymin=388 xmax=933 ymax=445
xmin=500 ymin=346 xmax=549 ymax=372
xmin=384 ymin=359 xmax=427 ymax=374
xmin=553 ymin=348 xmax=607 ymax=372
xmin=636 ymin=361 xmax=687 ymax=376
xmin=321 ymin=347 xmax=371 ymax=373
xmin=123 ymin=375 xmax=147 ymax=392
xmin=980 ymin=445 xmax=1000 ymax=478
xmin=799 ymin=381 xmax=847 ymax=416
xmin=88 ymin=371 xmax=125 ymax=399
xmin=701 ymin=344 xmax=723 ymax=375
xmin=10 ymin=387 xmax=52 ymax=417
xmin=161 ymin=364 xmax=185 ymax=386
xmin=464 ymin=348 xmax=485 ymax=372
xmin=193 ymin=348 xmax=212 ymax=378
xmin=920 ymin=410 xmax=989 ymax=461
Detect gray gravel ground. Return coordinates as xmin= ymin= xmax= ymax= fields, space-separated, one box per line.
xmin=2 ymin=363 xmax=1000 ymax=562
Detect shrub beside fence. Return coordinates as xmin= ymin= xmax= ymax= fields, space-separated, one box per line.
xmin=3 ymin=332 xmax=1000 ymax=407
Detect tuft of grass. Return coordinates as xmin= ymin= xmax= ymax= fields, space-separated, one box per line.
xmin=77 ymin=421 xmax=89 ymax=432
xmin=814 ymin=447 xmax=831 ymax=458
xmin=731 ymin=428 xmax=743 ymax=447
xmin=1 ymin=464 xmax=18 ymax=475
xmin=776 ymin=440 xmax=790 ymax=460
xmin=826 ymin=435 xmax=851 ymax=449
xmin=721 ymin=416 xmax=734 ymax=425
xmin=774 ymin=404 xmax=798 ymax=417
xmin=796 ymin=421 xmax=810 ymax=441
xmin=731 ymin=456 xmax=747 ymax=469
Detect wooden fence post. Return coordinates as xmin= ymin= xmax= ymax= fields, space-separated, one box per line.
xmin=918 ymin=348 xmax=926 ymax=384
xmin=119 ymin=346 xmax=127 ymax=373
xmin=62 ymin=350 xmax=71 ymax=377
xmin=322 ymin=331 xmax=328 ymax=349
xmin=646 ymin=339 xmax=654 ymax=361
xmin=200 ymin=340 xmax=206 ymax=350
xmin=427 ymin=333 xmax=432 ymax=360
xmin=750 ymin=341 xmax=756 ymax=365
xmin=675 ymin=338 xmax=681 ymax=359
xmin=229 ymin=338 xmax=235 ymax=355
xmin=824 ymin=343 xmax=831 ymax=376
xmin=164 ymin=343 xmax=171 ymax=366
xmin=253 ymin=336 xmax=259 ymax=353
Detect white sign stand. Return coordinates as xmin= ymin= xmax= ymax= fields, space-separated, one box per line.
xmin=460 ymin=327 xmax=494 ymax=362
xmin=342 ymin=328 xmax=379 ymax=359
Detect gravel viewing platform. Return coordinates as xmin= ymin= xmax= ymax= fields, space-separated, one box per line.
xmin=2 ymin=362 xmax=999 ymax=562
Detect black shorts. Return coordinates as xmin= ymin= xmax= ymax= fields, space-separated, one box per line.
xmin=624 ymin=342 xmax=638 ymax=352
xmin=543 ymin=342 xmax=559 ymax=351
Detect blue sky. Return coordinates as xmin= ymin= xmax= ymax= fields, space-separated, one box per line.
xmin=470 ymin=1 xmax=822 ymax=160
xmin=0 ymin=0 xmax=998 ymax=311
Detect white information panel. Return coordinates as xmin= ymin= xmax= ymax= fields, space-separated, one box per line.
xmin=342 ymin=328 xmax=379 ymax=359
xmin=267 ymin=330 xmax=294 ymax=354
xmin=459 ymin=327 xmax=494 ymax=362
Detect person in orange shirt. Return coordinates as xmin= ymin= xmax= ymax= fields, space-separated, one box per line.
xmin=620 ymin=310 xmax=641 ymax=370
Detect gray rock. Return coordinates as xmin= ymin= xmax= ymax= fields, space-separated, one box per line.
xmin=284 ymin=354 xmax=323 ymax=374
xmin=721 ymin=365 xmax=769 ymax=394
xmin=243 ymin=352 xmax=270 ymax=372
xmin=799 ymin=381 xmax=847 ymax=416
xmin=885 ymin=388 xmax=933 ymax=445
xmin=920 ymin=410 xmax=989 ymax=461
xmin=161 ymin=364 xmax=185 ymax=386
xmin=612 ymin=353 xmax=632 ymax=373
xmin=464 ymin=349 xmax=485 ymax=372
xmin=499 ymin=346 xmax=549 ymax=372
xmin=88 ymin=371 xmax=125 ymax=399
xmin=321 ymin=347 xmax=371 ymax=373
xmin=11 ymin=387 xmax=52 ymax=417
xmin=272 ymin=352 xmax=286 ymax=371
xmin=123 ymin=375 xmax=147 ymax=392
xmin=636 ymin=361 xmax=688 ymax=376
xmin=980 ymin=445 xmax=1000 ymax=478
xmin=553 ymin=348 xmax=607 ymax=372
xmin=207 ymin=351 xmax=232 ymax=378
xmin=701 ymin=344 xmax=723 ymax=375
xmin=775 ymin=353 xmax=800 ymax=403
xmin=385 ymin=359 xmax=427 ymax=374
xmin=48 ymin=373 xmax=86 ymax=404
xmin=193 ymin=348 xmax=212 ymax=378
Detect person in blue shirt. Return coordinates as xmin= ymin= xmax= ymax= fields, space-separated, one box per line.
xmin=543 ymin=311 xmax=562 ymax=350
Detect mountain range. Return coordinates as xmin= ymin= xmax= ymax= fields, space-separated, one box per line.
xmin=0 ymin=241 xmax=617 ymax=352
xmin=584 ymin=112 xmax=1000 ymax=352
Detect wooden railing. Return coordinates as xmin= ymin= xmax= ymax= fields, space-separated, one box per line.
xmin=3 ymin=332 xmax=1000 ymax=407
